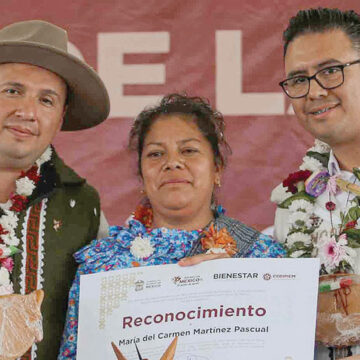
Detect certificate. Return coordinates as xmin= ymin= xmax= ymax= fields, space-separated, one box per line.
xmin=77 ymin=258 xmax=319 ymax=359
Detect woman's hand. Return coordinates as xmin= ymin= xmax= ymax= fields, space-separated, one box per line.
xmin=178 ymin=252 xmax=230 ymax=266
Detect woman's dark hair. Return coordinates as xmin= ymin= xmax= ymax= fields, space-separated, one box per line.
xmin=128 ymin=93 xmax=232 ymax=176
xmin=283 ymin=8 xmax=360 ymax=56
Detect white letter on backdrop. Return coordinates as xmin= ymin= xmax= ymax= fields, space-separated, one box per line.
xmin=216 ymin=30 xmax=284 ymax=115
xmin=98 ymin=32 xmax=169 ymax=117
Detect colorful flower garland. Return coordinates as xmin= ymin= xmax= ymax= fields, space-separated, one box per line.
xmin=131 ymin=204 xmax=237 ymax=258
xmin=271 ymin=139 xmax=360 ymax=274
xmin=0 ymin=147 xmax=52 ymax=295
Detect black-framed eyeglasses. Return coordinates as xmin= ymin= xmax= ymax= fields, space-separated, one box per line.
xmin=279 ymin=59 xmax=360 ymax=99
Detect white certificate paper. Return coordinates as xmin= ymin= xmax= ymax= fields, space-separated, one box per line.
xmin=77 ymin=258 xmax=319 ymax=360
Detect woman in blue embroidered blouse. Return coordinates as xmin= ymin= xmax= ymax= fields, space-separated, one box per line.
xmin=58 ymin=94 xmax=286 ymax=359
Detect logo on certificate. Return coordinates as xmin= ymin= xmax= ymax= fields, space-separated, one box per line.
xmin=135 ymin=279 xmax=162 ymax=291
xmin=263 ymin=273 xmax=271 ymax=281
xmin=172 ymin=275 xmax=203 ymax=287
xmin=135 ymin=280 xmax=144 ymax=291
xmin=262 ymin=273 xmax=296 ymax=281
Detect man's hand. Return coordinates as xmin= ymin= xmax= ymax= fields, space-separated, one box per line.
xmin=178 ymin=252 xmax=230 ymax=266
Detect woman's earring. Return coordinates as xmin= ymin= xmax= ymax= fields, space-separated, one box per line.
xmin=215 ymin=178 xmax=221 ymax=188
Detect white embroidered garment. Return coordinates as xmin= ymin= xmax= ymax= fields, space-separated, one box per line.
xmin=274 ymin=150 xmax=360 ymax=358
xmin=275 ymin=151 xmax=360 ymax=271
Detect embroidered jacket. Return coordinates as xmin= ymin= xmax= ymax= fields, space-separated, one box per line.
xmin=10 ymin=150 xmax=101 ymax=360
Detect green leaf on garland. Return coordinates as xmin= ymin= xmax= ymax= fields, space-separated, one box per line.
xmin=338 ymin=260 xmax=353 ymax=273
xmin=340 ymin=211 xmax=345 ymax=223
xmin=294 ymin=252 xmax=312 ymax=258
xmin=354 ymin=197 xmax=360 ymax=207
xmin=353 ymin=167 xmax=360 ymax=182
xmin=343 ymin=228 xmax=360 ymax=247
xmin=349 ymin=207 xmax=360 ymax=220
xmin=279 ymin=191 xmax=315 ymax=209
xmin=306 ymin=151 xmax=330 ymax=168
xmin=343 ymin=206 xmax=360 ymax=224
xmin=347 ymin=237 xmax=360 ymax=248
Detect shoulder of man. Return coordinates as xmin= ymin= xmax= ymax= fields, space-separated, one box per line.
xmin=41 ymin=149 xmax=101 ymax=234
xmin=52 ymin=150 xmax=87 ymax=185
xmin=50 ymin=149 xmax=100 ymax=200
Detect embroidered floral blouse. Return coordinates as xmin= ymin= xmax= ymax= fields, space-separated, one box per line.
xmin=58 ymin=217 xmax=285 ymax=359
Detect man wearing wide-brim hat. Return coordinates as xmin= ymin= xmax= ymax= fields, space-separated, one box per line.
xmin=0 ymin=20 xmax=110 ymax=359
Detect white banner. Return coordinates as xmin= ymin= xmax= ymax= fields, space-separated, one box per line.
xmin=77 ymin=258 xmax=320 ymax=360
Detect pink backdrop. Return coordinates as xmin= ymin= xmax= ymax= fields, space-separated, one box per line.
xmin=2 ymin=0 xmax=357 ymax=229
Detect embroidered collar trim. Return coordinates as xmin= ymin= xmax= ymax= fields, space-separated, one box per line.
xmin=131 ymin=204 xmax=237 ymax=257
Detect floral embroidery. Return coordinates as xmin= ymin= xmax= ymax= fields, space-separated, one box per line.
xmin=133 ymin=204 xmax=153 ymax=228
xmin=53 ymin=219 xmax=62 ymax=232
xmin=246 ymin=234 xmax=286 ymax=258
xmin=201 ymin=224 xmax=238 ymax=255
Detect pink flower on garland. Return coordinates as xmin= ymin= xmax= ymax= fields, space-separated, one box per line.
xmin=317 ymin=234 xmax=356 ymax=273
xmin=0 ymin=257 xmax=14 ymax=273
xmin=283 ymin=170 xmax=312 ymax=194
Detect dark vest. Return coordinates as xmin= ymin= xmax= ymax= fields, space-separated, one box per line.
xmin=11 ymin=151 xmax=100 ymax=360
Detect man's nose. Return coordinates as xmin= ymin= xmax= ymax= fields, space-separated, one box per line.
xmin=14 ymin=97 xmax=37 ymax=121
xmin=307 ymin=78 xmax=328 ymax=99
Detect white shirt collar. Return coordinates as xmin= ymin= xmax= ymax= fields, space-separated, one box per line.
xmin=328 ymin=149 xmax=357 ymax=182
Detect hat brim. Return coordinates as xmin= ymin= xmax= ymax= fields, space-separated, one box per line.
xmin=0 ymin=41 xmax=110 ymax=131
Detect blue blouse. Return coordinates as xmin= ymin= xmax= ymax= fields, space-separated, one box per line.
xmin=58 ymin=218 xmax=285 ymax=359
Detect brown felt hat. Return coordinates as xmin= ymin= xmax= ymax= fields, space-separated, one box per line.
xmin=0 ymin=20 xmax=110 ymax=131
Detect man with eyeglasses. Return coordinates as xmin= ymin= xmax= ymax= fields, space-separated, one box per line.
xmin=271 ymin=7 xmax=360 ymax=360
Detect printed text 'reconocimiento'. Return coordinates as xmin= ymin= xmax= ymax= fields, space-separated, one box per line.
xmin=122 ymin=304 xmax=267 ymax=328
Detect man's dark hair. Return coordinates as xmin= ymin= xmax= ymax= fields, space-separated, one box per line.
xmin=283 ymin=8 xmax=360 ymax=56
